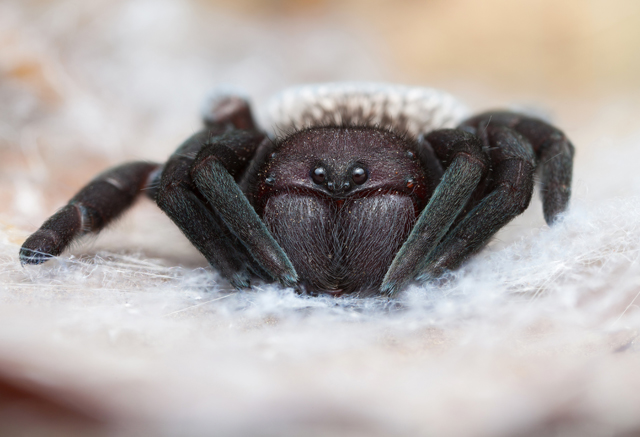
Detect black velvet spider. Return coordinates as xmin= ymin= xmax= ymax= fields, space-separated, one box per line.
xmin=19 ymin=84 xmax=574 ymax=296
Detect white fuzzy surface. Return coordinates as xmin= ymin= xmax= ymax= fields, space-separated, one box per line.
xmin=1 ymin=1 xmax=640 ymax=436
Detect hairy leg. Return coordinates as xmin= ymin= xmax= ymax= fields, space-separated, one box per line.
xmin=461 ymin=111 xmax=574 ymax=224
xmin=381 ymin=129 xmax=489 ymax=295
xmin=157 ymin=94 xmax=295 ymax=287
xmin=202 ymin=93 xmax=257 ymax=131
xmin=190 ymin=131 xmax=297 ymax=287
xmin=417 ymin=125 xmax=536 ymax=280
xmin=155 ymin=132 xmax=263 ymax=288
xmin=20 ymin=162 xmax=160 ymax=265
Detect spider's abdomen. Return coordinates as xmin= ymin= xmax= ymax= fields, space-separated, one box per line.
xmin=262 ymin=193 xmax=416 ymax=295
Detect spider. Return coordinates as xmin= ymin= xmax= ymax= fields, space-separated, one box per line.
xmin=19 ymin=83 xmax=574 ymax=296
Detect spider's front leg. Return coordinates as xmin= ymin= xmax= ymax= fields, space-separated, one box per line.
xmin=381 ymin=111 xmax=574 ymax=295
xmin=19 ymin=162 xmax=161 ymax=265
xmin=381 ymin=130 xmax=489 ymax=295
xmin=416 ymin=123 xmax=537 ymax=280
xmin=414 ymin=112 xmax=574 ymax=279
xmin=155 ymin=96 xmax=297 ymax=288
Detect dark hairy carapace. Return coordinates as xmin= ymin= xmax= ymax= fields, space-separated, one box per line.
xmin=255 ymin=127 xmax=437 ymax=295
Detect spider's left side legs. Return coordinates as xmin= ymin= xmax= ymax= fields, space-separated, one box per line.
xmin=381 ymin=130 xmax=489 ymax=295
xmin=463 ymin=111 xmax=574 ymax=224
xmin=417 ymin=125 xmax=536 ymax=280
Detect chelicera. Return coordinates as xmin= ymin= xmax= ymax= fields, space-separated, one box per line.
xmin=19 ymin=84 xmax=574 ymax=296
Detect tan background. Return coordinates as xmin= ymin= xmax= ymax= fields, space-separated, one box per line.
xmin=2 ymin=0 xmax=639 ymax=221
xmin=220 ymin=0 xmax=640 ymax=96
xmin=7 ymin=0 xmax=640 ymax=97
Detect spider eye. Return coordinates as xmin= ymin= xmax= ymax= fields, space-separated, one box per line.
xmin=311 ymin=166 xmax=326 ymax=184
xmin=352 ymin=167 xmax=367 ymax=185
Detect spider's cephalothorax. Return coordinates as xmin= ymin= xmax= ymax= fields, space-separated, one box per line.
xmin=19 ymin=83 xmax=575 ymax=296
xmin=254 ymin=127 xmax=436 ymax=295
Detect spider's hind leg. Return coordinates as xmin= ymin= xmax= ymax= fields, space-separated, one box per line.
xmin=462 ymin=111 xmax=575 ymax=224
xmin=19 ymin=161 xmax=161 ymax=265
xmin=201 ymin=92 xmax=257 ymax=130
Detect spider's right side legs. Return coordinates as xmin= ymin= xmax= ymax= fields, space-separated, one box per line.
xmin=188 ymin=131 xmax=298 ymax=286
xmin=156 ymin=94 xmax=297 ymax=288
xmin=155 ymin=130 xmax=270 ymax=288
xmin=20 ymin=161 xmax=161 ymax=265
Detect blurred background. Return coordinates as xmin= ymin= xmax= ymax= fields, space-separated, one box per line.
xmin=1 ymin=0 xmax=639 ymax=224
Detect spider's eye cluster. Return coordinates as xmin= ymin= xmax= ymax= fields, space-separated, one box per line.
xmin=311 ymin=164 xmax=368 ymax=189
xmin=311 ymin=166 xmax=326 ymax=184
xmin=351 ymin=167 xmax=367 ymax=185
